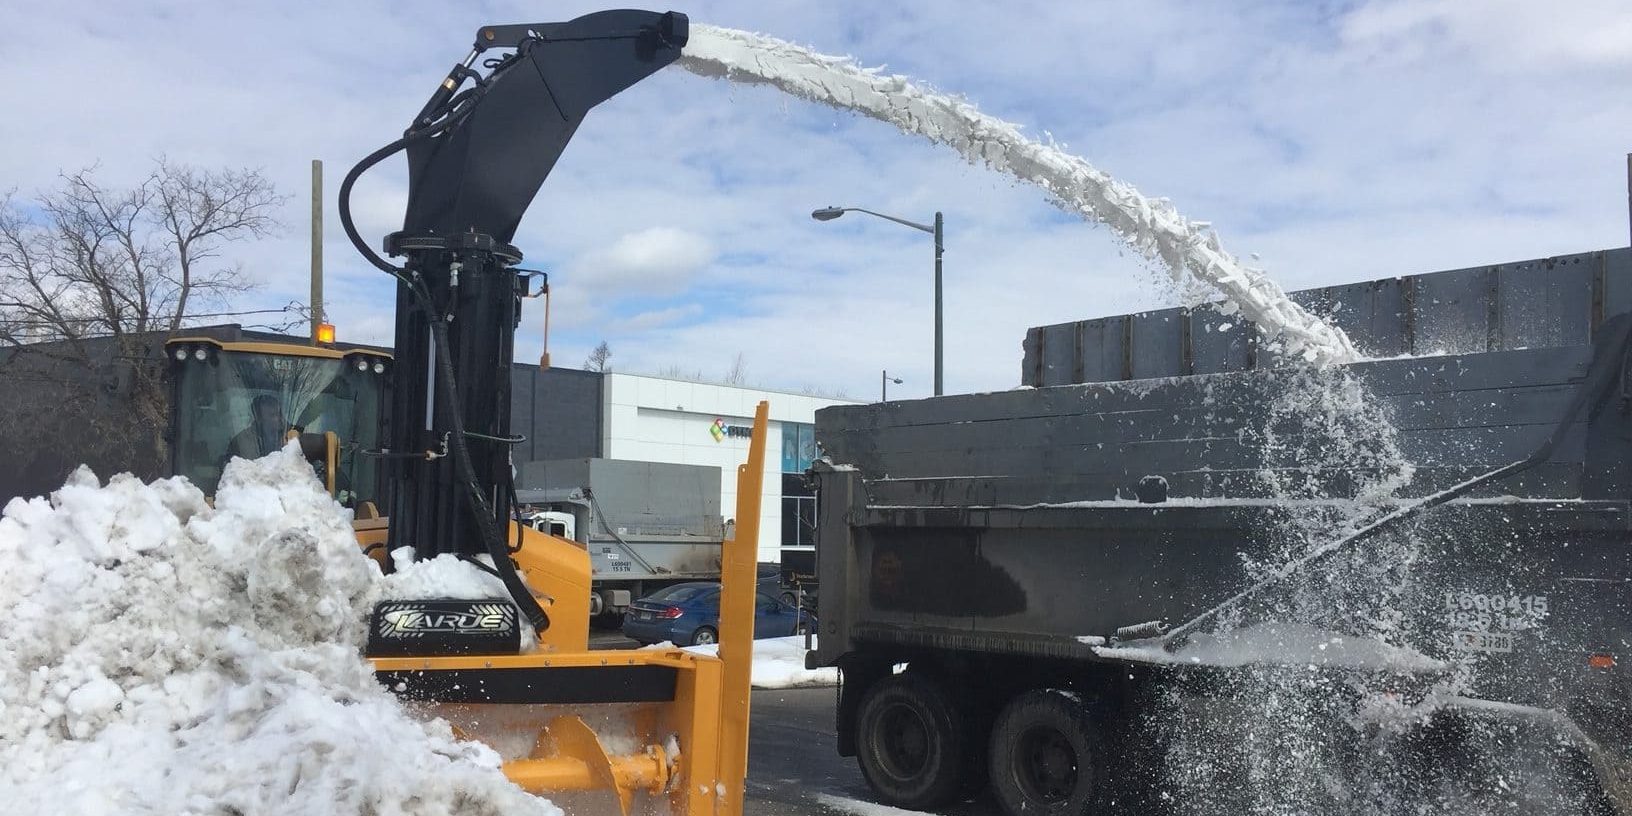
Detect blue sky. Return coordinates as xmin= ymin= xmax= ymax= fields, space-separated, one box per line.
xmin=4 ymin=1 xmax=1630 ymax=398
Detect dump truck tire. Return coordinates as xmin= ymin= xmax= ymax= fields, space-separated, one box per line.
xmin=855 ymin=673 xmax=968 ymax=809
xmin=988 ymin=689 xmax=1102 ymax=816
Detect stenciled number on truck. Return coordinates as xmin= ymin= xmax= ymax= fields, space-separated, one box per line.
xmin=1445 ymin=591 xmax=1548 ymax=653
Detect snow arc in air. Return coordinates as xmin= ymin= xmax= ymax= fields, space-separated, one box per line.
xmin=678 ymin=25 xmax=1361 ymax=366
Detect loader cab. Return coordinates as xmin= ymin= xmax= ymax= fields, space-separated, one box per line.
xmin=166 ymin=337 xmax=390 ymax=507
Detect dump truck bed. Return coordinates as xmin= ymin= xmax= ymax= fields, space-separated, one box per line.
xmin=811 ymin=248 xmax=1632 ymax=747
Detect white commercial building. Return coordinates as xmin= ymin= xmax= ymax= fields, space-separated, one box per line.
xmin=599 ymin=372 xmax=861 ymax=565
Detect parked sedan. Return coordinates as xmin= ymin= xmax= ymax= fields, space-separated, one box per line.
xmin=622 ymin=581 xmax=814 ymax=646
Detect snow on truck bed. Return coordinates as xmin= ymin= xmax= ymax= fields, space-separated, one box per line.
xmin=0 ymin=445 xmax=560 ymax=816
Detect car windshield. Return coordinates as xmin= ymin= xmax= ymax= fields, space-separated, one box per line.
xmin=646 ymin=584 xmax=718 ymax=604
xmin=172 ymin=348 xmax=385 ymax=502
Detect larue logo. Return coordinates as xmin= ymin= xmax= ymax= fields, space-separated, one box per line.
xmin=709 ymin=417 xmax=753 ymax=442
xmin=378 ymin=603 xmax=513 ymax=637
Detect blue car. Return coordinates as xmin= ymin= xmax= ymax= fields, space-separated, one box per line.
xmin=622 ymin=581 xmax=814 ymax=646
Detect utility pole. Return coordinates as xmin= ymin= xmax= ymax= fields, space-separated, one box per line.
xmin=310 ymin=159 xmax=324 ymax=343
xmin=933 ymin=211 xmax=944 ymax=396
xmin=1625 ymin=153 xmax=1631 ymax=250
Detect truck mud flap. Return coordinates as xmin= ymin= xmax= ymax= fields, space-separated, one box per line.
xmin=1422 ymin=696 xmax=1628 ymax=815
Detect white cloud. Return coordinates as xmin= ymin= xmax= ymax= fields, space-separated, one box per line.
xmin=577 ymin=226 xmax=716 ymax=294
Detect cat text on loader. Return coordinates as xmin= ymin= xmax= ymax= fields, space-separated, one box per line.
xmin=335 ymin=10 xmax=760 ymax=814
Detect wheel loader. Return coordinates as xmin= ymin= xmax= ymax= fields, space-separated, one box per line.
xmin=169 ymin=12 xmax=763 ymax=814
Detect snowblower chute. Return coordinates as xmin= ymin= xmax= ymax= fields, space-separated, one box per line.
xmin=333 ymin=11 xmax=761 ymax=814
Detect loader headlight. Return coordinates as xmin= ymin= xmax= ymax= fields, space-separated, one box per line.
xmin=372 ymin=361 xmax=385 ymax=374
xmin=173 ymin=347 xmax=189 ymax=361
xmin=355 ymin=358 xmax=370 ymax=372
xmin=192 ymin=347 xmax=208 ymax=361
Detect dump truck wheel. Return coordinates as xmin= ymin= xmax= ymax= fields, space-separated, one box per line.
xmin=988 ymin=689 xmax=1102 ymax=816
xmin=855 ymin=673 xmax=967 ymax=809
xmin=690 ymin=626 xmax=718 ymax=646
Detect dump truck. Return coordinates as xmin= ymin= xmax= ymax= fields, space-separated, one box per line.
xmin=518 ymin=458 xmax=727 ymax=617
xmin=810 ymin=247 xmax=1632 ymax=815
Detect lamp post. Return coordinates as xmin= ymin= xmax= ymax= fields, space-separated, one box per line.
xmin=881 ymin=370 xmax=903 ymax=402
xmin=814 ymin=206 xmax=945 ymax=396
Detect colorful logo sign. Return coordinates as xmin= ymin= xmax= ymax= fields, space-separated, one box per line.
xmin=709 ymin=418 xmax=753 ymax=442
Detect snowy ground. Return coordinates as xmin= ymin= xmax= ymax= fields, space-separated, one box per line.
xmin=644 ymin=636 xmax=838 ymax=689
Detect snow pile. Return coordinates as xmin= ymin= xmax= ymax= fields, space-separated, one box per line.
xmin=0 ymin=446 xmax=557 ymax=816
xmin=680 ymin=26 xmax=1360 ymax=365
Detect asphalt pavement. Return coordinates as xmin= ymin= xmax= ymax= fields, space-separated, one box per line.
xmin=591 ymin=624 xmax=993 ymax=814
xmin=745 ymin=686 xmax=1001 ymax=816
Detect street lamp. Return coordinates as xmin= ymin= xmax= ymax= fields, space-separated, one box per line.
xmin=813 ymin=205 xmax=945 ymax=396
xmin=881 ymin=370 xmax=903 ymax=402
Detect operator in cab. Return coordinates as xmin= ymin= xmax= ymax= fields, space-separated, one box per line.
xmin=228 ymin=394 xmax=288 ymax=460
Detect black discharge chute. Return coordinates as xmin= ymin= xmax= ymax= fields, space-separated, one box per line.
xmin=403 ymin=10 xmax=688 ymax=241
xmin=339 ymin=10 xmax=688 ymax=635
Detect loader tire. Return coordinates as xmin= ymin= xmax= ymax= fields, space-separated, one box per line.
xmin=988 ymin=689 xmax=1103 ymax=816
xmin=855 ymin=673 xmax=967 ymax=810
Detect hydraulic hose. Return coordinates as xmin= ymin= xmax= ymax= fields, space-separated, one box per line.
xmin=429 ymin=315 xmax=551 ymax=633
xmin=338 ymin=79 xmax=550 ymax=633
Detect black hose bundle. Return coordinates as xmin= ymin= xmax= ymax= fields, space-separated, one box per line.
xmin=337 ymin=68 xmax=551 ymax=635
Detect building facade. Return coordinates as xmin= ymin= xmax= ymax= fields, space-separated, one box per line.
xmin=596 ymin=372 xmax=858 ymax=564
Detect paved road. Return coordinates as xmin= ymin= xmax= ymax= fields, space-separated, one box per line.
xmin=590 ymin=629 xmax=987 ymax=814
xmin=589 ymin=629 xmax=640 ymax=650
xmin=745 ymin=686 xmax=1001 ymax=816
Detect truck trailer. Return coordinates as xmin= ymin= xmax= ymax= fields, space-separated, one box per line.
xmin=517 ymin=457 xmax=727 ymax=618
xmin=810 ymin=248 xmax=1632 ymax=815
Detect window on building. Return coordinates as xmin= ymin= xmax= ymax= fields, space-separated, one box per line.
xmin=780 ymin=424 xmax=818 ymax=549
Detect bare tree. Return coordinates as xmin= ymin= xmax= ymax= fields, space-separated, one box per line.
xmin=722 ymin=352 xmax=747 ymax=386
xmin=0 ymin=160 xmax=284 ymax=490
xmin=584 ymin=340 xmax=612 ymax=372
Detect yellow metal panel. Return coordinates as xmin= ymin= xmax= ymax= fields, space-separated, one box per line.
xmin=714 ymin=400 xmax=768 ymax=815
xmin=512 ymin=523 xmax=591 ymax=652
xmin=370 ymin=647 xmax=710 ymax=672
xmin=323 ymin=431 xmax=338 ymax=494
xmin=165 ymin=336 xmax=392 ymax=360
xmin=357 ymin=406 xmax=772 ymax=816
xmin=354 ymin=520 xmax=390 ymax=571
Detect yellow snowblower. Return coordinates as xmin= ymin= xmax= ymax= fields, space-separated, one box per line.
xmin=165 ymin=11 xmax=765 ymax=814
xmin=334 ymin=10 xmax=770 ymax=814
